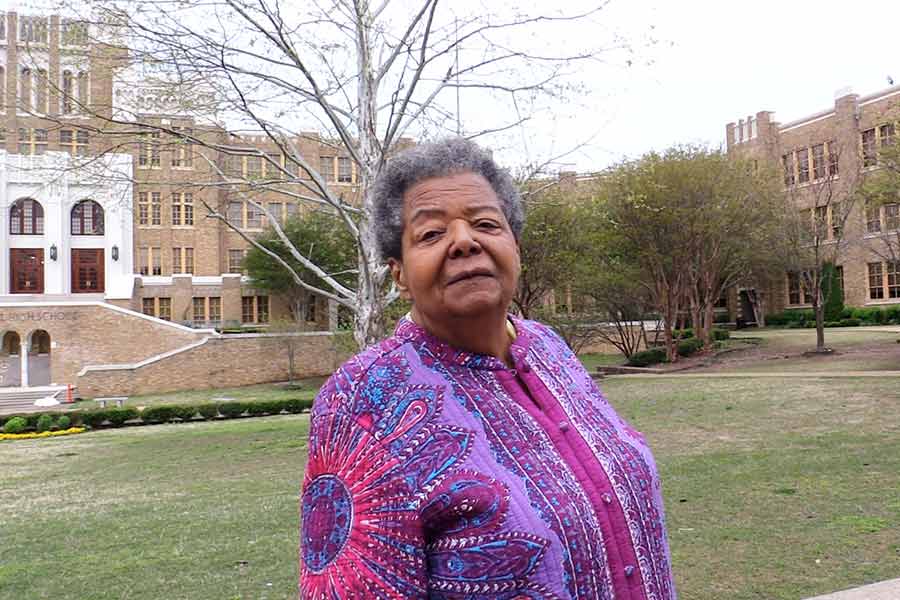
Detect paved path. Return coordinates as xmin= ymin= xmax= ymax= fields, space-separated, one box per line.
xmin=607 ymin=371 xmax=900 ymax=378
xmin=803 ymin=578 xmax=900 ymax=600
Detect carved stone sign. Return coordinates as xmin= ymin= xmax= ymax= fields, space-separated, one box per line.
xmin=0 ymin=311 xmax=80 ymax=322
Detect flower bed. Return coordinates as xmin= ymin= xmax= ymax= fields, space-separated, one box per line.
xmin=0 ymin=427 xmax=86 ymax=441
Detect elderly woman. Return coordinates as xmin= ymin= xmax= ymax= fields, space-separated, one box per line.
xmin=299 ymin=138 xmax=676 ymax=599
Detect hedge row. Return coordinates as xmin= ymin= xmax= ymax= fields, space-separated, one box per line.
xmin=0 ymin=397 xmax=314 ymax=431
xmin=626 ymin=336 xmax=709 ymax=367
xmin=672 ymin=328 xmax=731 ymax=341
xmin=767 ymin=305 xmax=900 ymax=327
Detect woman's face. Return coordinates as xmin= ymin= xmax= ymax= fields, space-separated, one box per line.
xmin=389 ymin=171 xmax=520 ymax=322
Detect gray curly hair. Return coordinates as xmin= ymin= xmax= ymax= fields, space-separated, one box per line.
xmin=371 ymin=137 xmax=524 ymax=261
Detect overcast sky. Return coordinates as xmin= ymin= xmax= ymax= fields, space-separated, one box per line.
xmin=547 ymin=0 xmax=900 ymax=172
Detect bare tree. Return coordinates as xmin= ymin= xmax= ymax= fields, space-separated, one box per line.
xmin=778 ymin=142 xmax=860 ymax=353
xmin=43 ymin=0 xmax=636 ymax=348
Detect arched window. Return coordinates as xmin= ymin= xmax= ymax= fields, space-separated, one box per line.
xmin=10 ymin=198 xmax=44 ymax=235
xmin=71 ymin=200 xmax=104 ymax=235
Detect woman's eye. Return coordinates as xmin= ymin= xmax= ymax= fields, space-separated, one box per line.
xmin=477 ymin=221 xmax=499 ymax=229
xmin=421 ymin=230 xmax=441 ymax=241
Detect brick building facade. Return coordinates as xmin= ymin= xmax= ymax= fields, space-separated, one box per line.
xmin=0 ymin=11 xmax=357 ymax=394
xmin=726 ymin=84 xmax=900 ymax=320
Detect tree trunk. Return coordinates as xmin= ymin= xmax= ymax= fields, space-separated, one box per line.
xmin=701 ymin=301 xmax=715 ymax=347
xmin=815 ymin=301 xmax=825 ymax=352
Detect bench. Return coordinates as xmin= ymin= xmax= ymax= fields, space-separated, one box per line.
xmin=95 ymin=397 xmax=128 ymax=408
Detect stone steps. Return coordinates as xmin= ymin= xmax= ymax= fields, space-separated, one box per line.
xmin=0 ymin=386 xmax=69 ymax=415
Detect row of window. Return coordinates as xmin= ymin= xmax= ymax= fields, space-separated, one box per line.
xmin=138 ymin=192 xmax=196 ymax=226
xmin=787 ymin=262 xmax=900 ymax=304
xmin=143 ymin=295 xmax=269 ymax=326
xmin=137 ymin=128 xmax=194 ymax=169
xmin=861 ymin=123 xmax=895 ymax=168
xmin=868 ymin=262 xmax=900 ymax=300
xmin=11 ymin=127 xmax=90 ymax=155
xmin=0 ymin=15 xmax=87 ymax=45
xmin=136 ymin=246 xmax=195 ymax=276
xmin=221 ymin=153 xmax=356 ymax=183
xmin=8 ymin=198 xmax=104 ymax=236
xmin=226 ymin=200 xmax=298 ymax=230
xmin=782 ymin=141 xmax=839 ymax=186
xmin=865 ymin=202 xmax=899 ymax=234
xmin=0 ymin=67 xmax=90 ymax=115
xmin=799 ymin=202 xmax=843 ymax=240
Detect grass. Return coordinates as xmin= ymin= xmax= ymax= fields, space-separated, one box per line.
xmin=2 ymin=375 xmax=899 ymax=599
xmin=578 ymin=351 xmax=625 ymax=371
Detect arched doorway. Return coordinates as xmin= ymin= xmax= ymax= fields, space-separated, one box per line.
xmin=27 ymin=329 xmax=51 ymax=386
xmin=0 ymin=331 xmax=22 ymax=387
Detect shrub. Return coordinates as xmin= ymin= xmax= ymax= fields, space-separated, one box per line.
xmin=81 ymin=408 xmax=139 ymax=428
xmin=673 ymin=328 xmax=694 ymax=339
xmin=711 ymin=328 xmax=730 ymax=341
xmin=197 ymin=403 xmax=220 ymax=420
xmin=174 ymin=405 xmax=199 ymax=421
xmin=35 ymin=414 xmax=54 ymax=433
xmin=851 ymin=307 xmax=886 ymax=324
xmin=824 ymin=321 xmax=841 ymax=328
xmin=3 ymin=416 xmax=27 ymax=434
xmin=56 ymin=415 xmax=71 ymax=430
xmin=885 ymin=305 xmax=900 ymax=321
xmin=822 ymin=263 xmax=845 ymax=322
xmin=714 ymin=312 xmax=730 ymax=324
xmin=141 ymin=405 xmax=178 ymax=424
xmin=840 ymin=307 xmax=854 ymax=319
xmin=626 ymin=347 xmax=667 ymax=367
xmin=217 ymin=402 xmax=247 ymax=419
xmin=283 ymin=398 xmax=312 ymax=414
xmin=785 ymin=309 xmax=815 ymax=324
xmin=677 ymin=337 xmax=704 ymax=357
xmin=839 ymin=318 xmax=861 ymax=327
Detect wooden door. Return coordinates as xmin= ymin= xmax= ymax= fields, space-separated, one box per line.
xmin=10 ymin=248 xmax=44 ymax=294
xmin=72 ymin=249 xmax=105 ymax=293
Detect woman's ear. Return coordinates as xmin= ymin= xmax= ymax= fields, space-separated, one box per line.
xmin=388 ymin=258 xmax=410 ymax=299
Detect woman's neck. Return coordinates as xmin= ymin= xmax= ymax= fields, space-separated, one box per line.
xmin=410 ymin=306 xmax=514 ymax=367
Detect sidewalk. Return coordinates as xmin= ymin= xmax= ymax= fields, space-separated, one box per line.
xmin=804 ymin=578 xmax=900 ymax=600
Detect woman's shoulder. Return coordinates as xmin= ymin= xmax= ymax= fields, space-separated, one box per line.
xmin=311 ymin=332 xmax=416 ymax=417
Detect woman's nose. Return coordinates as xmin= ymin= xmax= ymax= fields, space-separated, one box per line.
xmin=448 ymin=222 xmax=482 ymax=258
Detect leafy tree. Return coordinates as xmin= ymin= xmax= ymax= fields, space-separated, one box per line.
xmin=822 ymin=263 xmax=845 ymax=322
xmin=244 ymin=210 xmax=356 ymax=322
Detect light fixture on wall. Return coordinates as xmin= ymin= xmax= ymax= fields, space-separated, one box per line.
xmin=112 ymin=245 xmax=119 ymax=261
xmin=49 ymin=244 xmax=58 ymax=261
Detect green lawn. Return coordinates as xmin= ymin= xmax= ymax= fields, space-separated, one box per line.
xmin=3 ymin=376 xmax=900 ymax=599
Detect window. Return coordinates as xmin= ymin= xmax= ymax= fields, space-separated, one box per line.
xmin=831 ymin=202 xmax=842 ymax=238
xmin=305 ymin=297 xmax=317 ymax=323
xmin=246 ymin=156 xmax=263 ymax=179
xmin=59 ymin=129 xmax=89 ymax=156
xmin=888 ymin=262 xmax=900 ymax=299
xmin=869 ymin=263 xmax=885 ymax=299
xmin=227 ymin=201 xmax=243 ymax=226
xmin=241 ymin=295 xmax=269 ymax=323
xmin=835 ymin=266 xmax=844 ymax=301
xmin=193 ymin=297 xmax=222 ymax=327
xmin=862 ymin=128 xmax=877 ymax=167
xmin=228 ymin=249 xmax=247 ymax=273
xmin=268 ymin=202 xmax=284 ymax=225
xmin=171 ymin=192 xmax=194 ymax=226
xmin=0 ymin=14 xmax=5 ymax=40
xmin=61 ymin=19 xmax=89 ymax=46
xmin=812 ymin=143 xmax=825 ymax=180
xmin=782 ymin=153 xmax=795 ymax=186
xmin=286 ymin=202 xmax=298 ymax=221
xmin=885 ymin=204 xmax=900 ymax=231
xmin=319 ymin=156 xmax=335 ymax=182
xmin=137 ymin=247 xmax=163 ymax=276
xmin=171 ymin=127 xmax=194 ymax=168
xmin=18 ymin=128 xmax=48 ymax=155
xmin=827 ymin=140 xmax=839 ymax=176
xmin=139 ymin=131 xmax=161 ymax=168
xmin=141 ymin=297 xmax=172 ymax=320
xmin=265 ymin=153 xmax=281 ymax=177
xmin=866 ymin=203 xmax=882 ymax=233
xmin=172 ymin=247 xmax=194 ymax=274
xmin=10 ymin=199 xmax=44 ymax=235
xmin=788 ymin=273 xmax=801 ymax=305
xmin=137 ymin=192 xmax=161 ymax=226
xmin=62 ymin=70 xmax=74 ymax=114
xmin=797 ymin=148 xmax=810 ymax=184
xmin=35 ymin=69 xmax=48 ymax=113
xmin=77 ymin=72 xmax=89 ymax=110
xmin=337 ymin=157 xmax=353 ymax=183
xmin=880 ymin=123 xmax=895 ymax=147
xmin=71 ymin=200 xmax=104 ymax=235
xmin=246 ymin=203 xmax=264 ymax=229
xmin=814 ymin=206 xmax=828 ymax=238
xmin=19 ymin=68 xmax=31 ymax=110
xmin=224 ymin=154 xmax=243 ymax=177
xmin=19 ymin=16 xmax=49 ymax=44
xmin=0 ymin=67 xmax=5 ymax=111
